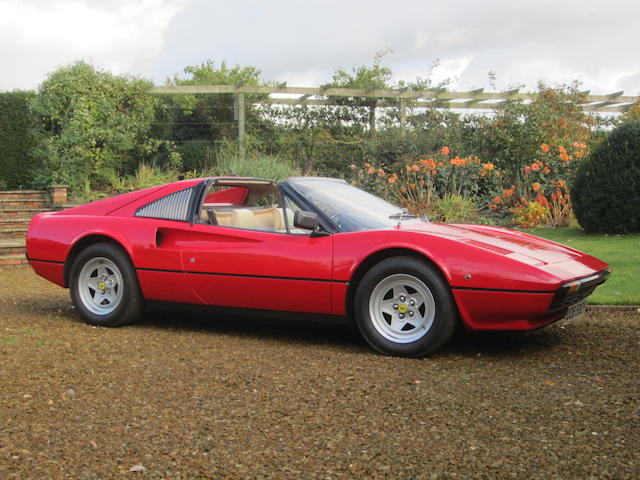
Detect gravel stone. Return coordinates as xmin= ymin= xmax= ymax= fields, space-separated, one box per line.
xmin=1 ymin=268 xmax=638 ymax=479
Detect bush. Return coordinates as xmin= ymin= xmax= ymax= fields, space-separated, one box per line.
xmin=174 ymin=140 xmax=217 ymax=171
xmin=0 ymin=91 xmax=40 ymax=188
xmin=216 ymin=150 xmax=300 ymax=182
xmin=572 ymin=120 xmax=640 ymax=233
xmin=30 ymin=61 xmax=164 ymax=193
xmin=430 ymin=194 xmax=477 ymax=223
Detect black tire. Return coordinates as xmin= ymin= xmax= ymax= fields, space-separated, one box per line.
xmin=69 ymin=242 xmax=143 ymax=327
xmin=354 ymin=256 xmax=457 ymax=357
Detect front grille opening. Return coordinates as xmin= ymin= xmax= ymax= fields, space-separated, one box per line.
xmin=549 ymin=270 xmax=609 ymax=309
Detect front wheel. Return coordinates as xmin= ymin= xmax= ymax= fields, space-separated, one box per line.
xmin=354 ymin=256 xmax=457 ymax=357
xmin=69 ymin=243 xmax=143 ymax=327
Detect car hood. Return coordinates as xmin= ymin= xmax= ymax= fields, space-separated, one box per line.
xmin=398 ymin=222 xmax=583 ymax=266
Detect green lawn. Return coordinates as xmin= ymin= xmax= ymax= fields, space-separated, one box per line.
xmin=528 ymin=227 xmax=640 ymax=305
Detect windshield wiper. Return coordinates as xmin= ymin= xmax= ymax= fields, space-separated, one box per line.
xmin=389 ymin=210 xmax=418 ymax=226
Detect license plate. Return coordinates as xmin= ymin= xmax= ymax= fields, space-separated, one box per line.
xmin=565 ymin=300 xmax=587 ymax=320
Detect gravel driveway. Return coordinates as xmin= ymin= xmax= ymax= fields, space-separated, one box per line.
xmin=1 ymin=268 xmax=638 ymax=479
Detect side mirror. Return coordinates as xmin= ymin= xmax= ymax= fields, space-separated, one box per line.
xmin=294 ymin=210 xmax=321 ymax=230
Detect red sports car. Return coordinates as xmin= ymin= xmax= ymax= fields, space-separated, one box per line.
xmin=26 ymin=176 xmax=609 ymax=357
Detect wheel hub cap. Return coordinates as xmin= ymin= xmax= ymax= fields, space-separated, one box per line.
xmin=77 ymin=257 xmax=124 ymax=316
xmin=368 ymin=273 xmax=436 ymax=343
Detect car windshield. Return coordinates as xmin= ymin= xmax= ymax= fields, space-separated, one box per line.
xmin=286 ymin=178 xmax=426 ymax=232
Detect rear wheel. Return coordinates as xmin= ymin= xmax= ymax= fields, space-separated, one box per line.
xmin=354 ymin=256 xmax=456 ymax=357
xmin=69 ymin=243 xmax=143 ymax=327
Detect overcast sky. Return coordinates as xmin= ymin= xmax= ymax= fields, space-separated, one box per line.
xmin=1 ymin=0 xmax=638 ymax=95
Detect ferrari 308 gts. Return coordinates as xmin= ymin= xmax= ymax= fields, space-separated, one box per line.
xmin=26 ymin=176 xmax=609 ymax=356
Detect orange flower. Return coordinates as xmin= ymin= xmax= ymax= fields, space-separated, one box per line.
xmin=531 ymin=163 xmax=540 ymax=172
xmin=420 ymin=158 xmax=436 ymax=170
xmin=450 ymin=156 xmax=468 ymax=167
xmin=441 ymin=146 xmax=449 ymax=155
xmin=483 ymin=163 xmax=495 ymax=171
xmin=557 ymin=179 xmax=566 ymax=188
xmin=559 ymin=153 xmax=570 ymax=162
xmin=420 ymin=180 xmax=425 ymax=185
xmin=409 ymin=183 xmax=416 ymax=189
xmin=524 ymin=166 xmax=532 ymax=174
xmin=364 ymin=162 xmax=371 ymax=168
xmin=536 ymin=194 xmax=549 ymax=207
xmin=558 ymin=146 xmax=567 ymax=155
xmin=541 ymin=143 xmax=550 ymax=153
xmin=493 ymin=196 xmax=502 ymax=204
xmin=489 ymin=204 xmax=497 ymax=211
xmin=543 ymin=167 xmax=550 ymax=174
xmin=412 ymin=164 xmax=420 ymax=172
xmin=405 ymin=165 xmax=412 ymax=171
xmin=575 ymin=150 xmax=584 ymax=159
xmin=367 ymin=167 xmax=375 ymax=174
xmin=532 ymin=182 xmax=541 ymax=192
xmin=503 ymin=186 xmax=515 ymax=198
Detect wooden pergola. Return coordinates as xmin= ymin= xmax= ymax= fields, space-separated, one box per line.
xmin=150 ymin=85 xmax=638 ymax=155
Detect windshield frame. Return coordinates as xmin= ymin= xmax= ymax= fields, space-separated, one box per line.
xmin=281 ymin=177 xmax=424 ymax=233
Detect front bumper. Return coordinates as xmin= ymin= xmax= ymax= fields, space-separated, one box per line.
xmin=452 ymin=269 xmax=611 ymax=331
xmin=549 ymin=269 xmax=611 ymax=309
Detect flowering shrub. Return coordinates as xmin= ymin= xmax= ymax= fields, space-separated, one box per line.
xmin=509 ymin=199 xmax=550 ymax=228
xmin=350 ymin=146 xmax=501 ymax=218
xmin=487 ymin=139 xmax=584 ymax=227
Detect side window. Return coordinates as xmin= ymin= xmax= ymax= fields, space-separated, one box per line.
xmin=135 ymin=187 xmax=195 ymax=221
xmin=199 ymin=183 xmax=290 ymax=233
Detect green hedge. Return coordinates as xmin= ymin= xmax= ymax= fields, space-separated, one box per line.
xmin=0 ymin=91 xmax=39 ymax=189
xmin=572 ymin=119 xmax=640 ymax=233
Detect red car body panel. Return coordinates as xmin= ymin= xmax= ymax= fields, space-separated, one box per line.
xmin=26 ymin=178 xmax=609 ymax=331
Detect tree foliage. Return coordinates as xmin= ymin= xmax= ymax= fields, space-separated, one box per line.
xmin=151 ymin=60 xmax=277 ymax=172
xmin=30 ymin=61 xmax=163 ymax=192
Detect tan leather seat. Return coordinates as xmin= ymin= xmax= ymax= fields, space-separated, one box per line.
xmin=253 ymin=208 xmax=276 ymax=230
xmin=230 ymin=209 xmax=257 ymax=228
xmin=272 ymin=208 xmax=286 ymax=231
xmin=214 ymin=211 xmax=231 ymax=226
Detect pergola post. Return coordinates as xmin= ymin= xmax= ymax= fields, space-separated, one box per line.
xmin=235 ymin=93 xmax=246 ymax=159
xmin=399 ymin=98 xmax=407 ymax=136
xmin=369 ymin=100 xmax=377 ymax=138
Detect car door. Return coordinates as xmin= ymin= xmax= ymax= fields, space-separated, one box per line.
xmin=150 ymin=181 xmax=334 ymax=314
xmin=176 ymin=223 xmax=334 ymax=314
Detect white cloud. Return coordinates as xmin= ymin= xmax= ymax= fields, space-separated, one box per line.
xmin=1 ymin=0 xmax=639 ymax=97
xmin=0 ymin=0 xmax=188 ymax=89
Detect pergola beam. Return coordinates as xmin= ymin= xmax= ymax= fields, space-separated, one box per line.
xmin=149 ymin=85 xmax=638 ymax=112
